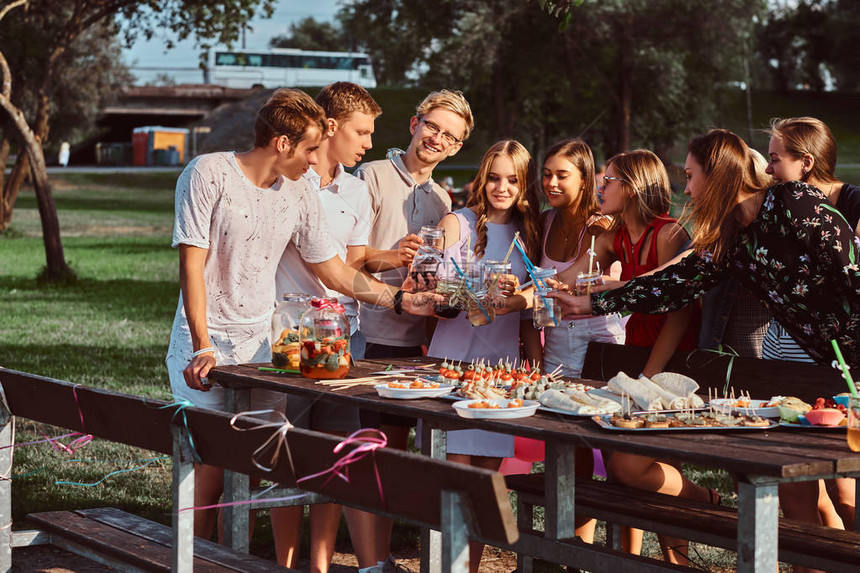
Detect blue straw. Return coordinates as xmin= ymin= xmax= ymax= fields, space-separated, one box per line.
xmin=510 ymin=240 xmax=557 ymax=326
xmin=449 ymin=258 xmax=492 ymax=323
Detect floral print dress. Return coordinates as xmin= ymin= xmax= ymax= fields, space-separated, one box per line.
xmin=592 ymin=181 xmax=860 ymax=367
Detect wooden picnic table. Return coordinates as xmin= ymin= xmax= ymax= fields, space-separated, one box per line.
xmin=209 ymin=358 xmax=860 ymax=573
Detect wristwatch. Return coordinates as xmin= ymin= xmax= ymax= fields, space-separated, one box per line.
xmin=393 ymin=289 xmax=404 ymax=315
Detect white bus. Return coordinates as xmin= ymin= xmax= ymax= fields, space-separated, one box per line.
xmin=209 ymin=48 xmax=377 ymax=89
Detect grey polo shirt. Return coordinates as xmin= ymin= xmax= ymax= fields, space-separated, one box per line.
xmin=355 ymin=152 xmax=452 ymax=347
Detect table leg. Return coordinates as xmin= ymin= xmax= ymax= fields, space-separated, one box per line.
xmin=441 ymin=490 xmax=473 ymax=573
xmin=222 ymin=387 xmax=251 ymax=552
xmin=420 ymin=424 xmax=446 ymax=573
xmin=0 ymin=402 xmax=12 ymax=571
xmin=171 ymin=426 xmax=195 ymax=573
xmin=544 ymin=441 xmax=576 ymax=540
xmin=737 ymin=477 xmax=779 ymax=573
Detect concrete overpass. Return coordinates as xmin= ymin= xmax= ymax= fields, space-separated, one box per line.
xmin=77 ymin=84 xmax=259 ymax=163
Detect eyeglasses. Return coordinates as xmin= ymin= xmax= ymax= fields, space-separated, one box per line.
xmin=419 ymin=118 xmax=462 ymax=146
xmin=602 ymin=175 xmax=627 ymax=185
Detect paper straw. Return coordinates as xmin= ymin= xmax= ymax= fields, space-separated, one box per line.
xmin=830 ymin=339 xmax=858 ymax=397
xmin=503 ymin=231 xmax=519 ymax=264
xmin=588 ymin=235 xmax=596 ymax=276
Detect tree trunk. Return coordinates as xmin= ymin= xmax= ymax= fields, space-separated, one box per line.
xmin=0 ymin=136 xmax=10 ymax=229
xmin=0 ymin=145 xmax=28 ymax=231
xmin=617 ymin=12 xmax=633 ymax=153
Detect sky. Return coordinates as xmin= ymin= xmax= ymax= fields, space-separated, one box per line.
xmin=122 ymin=0 xmax=342 ymax=84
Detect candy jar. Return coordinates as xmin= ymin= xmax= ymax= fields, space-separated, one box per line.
xmin=299 ymin=297 xmax=351 ymax=379
xmin=271 ymin=293 xmax=312 ymax=370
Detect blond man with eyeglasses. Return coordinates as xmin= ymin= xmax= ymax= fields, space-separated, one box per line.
xmin=353 ymin=89 xmax=474 ymax=572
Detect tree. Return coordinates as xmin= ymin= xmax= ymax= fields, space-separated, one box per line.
xmin=270 ymin=17 xmax=348 ymax=52
xmin=0 ymin=0 xmax=275 ymax=282
xmin=340 ymin=0 xmax=765 ymax=159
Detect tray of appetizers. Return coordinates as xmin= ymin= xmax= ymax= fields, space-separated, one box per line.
xmin=452 ymin=399 xmax=540 ymax=419
xmin=593 ymin=411 xmax=778 ymax=431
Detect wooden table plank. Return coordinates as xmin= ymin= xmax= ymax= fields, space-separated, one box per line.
xmin=209 ymin=363 xmax=860 ymax=479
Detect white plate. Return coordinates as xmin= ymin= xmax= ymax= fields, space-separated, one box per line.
xmin=374 ymin=383 xmax=454 ymax=399
xmin=710 ymin=398 xmax=780 ymax=418
xmin=453 ymin=399 xmax=540 ymax=419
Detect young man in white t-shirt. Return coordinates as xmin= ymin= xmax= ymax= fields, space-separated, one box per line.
xmin=272 ymin=82 xmax=391 ymax=573
xmin=167 ymin=88 xmax=440 ymax=541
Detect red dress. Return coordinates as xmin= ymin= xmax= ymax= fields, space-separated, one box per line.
xmin=613 ymin=215 xmax=700 ymax=350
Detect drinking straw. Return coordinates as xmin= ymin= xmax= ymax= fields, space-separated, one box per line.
xmin=450 ymin=257 xmax=492 ymax=323
xmin=588 ymin=235 xmax=596 ymax=275
xmin=510 ymin=240 xmax=557 ymax=326
xmin=489 ymin=231 xmax=521 ymax=294
xmin=503 ymin=231 xmax=520 ymax=264
xmin=830 ymin=339 xmax=858 ymax=397
xmin=585 ymin=235 xmax=597 ymax=296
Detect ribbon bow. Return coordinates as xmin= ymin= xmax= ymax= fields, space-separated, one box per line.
xmin=311 ymin=298 xmax=345 ymax=313
xmin=297 ymin=429 xmax=387 ymax=504
xmin=229 ymin=409 xmax=296 ymax=474
xmin=159 ymin=399 xmax=203 ymax=464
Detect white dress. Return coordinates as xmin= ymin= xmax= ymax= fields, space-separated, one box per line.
xmin=427 ymin=208 xmax=529 ymax=457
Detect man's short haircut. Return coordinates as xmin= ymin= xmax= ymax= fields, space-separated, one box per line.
xmin=415 ymin=89 xmax=475 ymax=141
xmin=315 ymin=82 xmax=382 ymax=124
xmin=254 ymin=88 xmax=326 ymax=148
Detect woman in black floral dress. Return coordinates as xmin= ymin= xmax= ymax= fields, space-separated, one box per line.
xmin=551 ymin=128 xmax=860 ymax=370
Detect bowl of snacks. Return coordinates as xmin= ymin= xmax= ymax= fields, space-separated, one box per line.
xmin=803 ymin=408 xmax=846 ymax=427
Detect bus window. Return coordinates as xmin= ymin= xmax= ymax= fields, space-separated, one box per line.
xmin=248 ymin=54 xmax=263 ymax=67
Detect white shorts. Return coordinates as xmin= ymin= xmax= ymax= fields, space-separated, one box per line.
xmin=166 ymin=354 xmax=286 ymax=418
xmin=543 ymin=314 xmax=626 ymax=378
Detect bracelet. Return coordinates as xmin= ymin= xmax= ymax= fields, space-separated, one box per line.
xmin=191 ymin=346 xmax=215 ymax=358
xmin=393 ymin=289 xmax=404 ymax=315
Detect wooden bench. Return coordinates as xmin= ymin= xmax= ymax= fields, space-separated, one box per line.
xmin=506 ymin=473 xmax=860 ymax=573
xmin=0 ymin=368 xmax=518 ymax=573
xmin=28 ymin=507 xmax=289 ymax=573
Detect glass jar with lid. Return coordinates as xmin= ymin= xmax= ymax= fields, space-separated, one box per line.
xmin=299 ymin=297 xmax=351 ymax=379
xmin=271 ymin=293 xmax=312 ymax=371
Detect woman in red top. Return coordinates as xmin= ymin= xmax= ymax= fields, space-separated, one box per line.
xmin=558 ymin=149 xmax=707 ymax=565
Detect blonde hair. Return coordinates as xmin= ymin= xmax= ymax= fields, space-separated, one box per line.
xmin=543 ymin=138 xmax=601 ymax=226
xmin=767 ymin=117 xmax=838 ymax=185
xmin=605 ymin=149 xmax=672 ymax=230
xmin=315 ymin=82 xmax=382 ymax=123
xmin=254 ymin=88 xmax=325 ymax=149
xmin=466 ymin=140 xmax=541 ymax=262
xmin=415 ymin=89 xmax=475 ymax=141
xmin=683 ymin=129 xmax=768 ymax=262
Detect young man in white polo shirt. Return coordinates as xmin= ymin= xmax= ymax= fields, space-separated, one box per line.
xmin=272 ymin=82 xmax=384 ymax=573
xmin=167 ymin=88 xmax=440 ymax=543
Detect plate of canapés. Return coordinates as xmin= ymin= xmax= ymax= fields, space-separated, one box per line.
xmin=452 ymin=398 xmax=540 ymax=420
xmin=374 ymin=378 xmax=455 ymax=399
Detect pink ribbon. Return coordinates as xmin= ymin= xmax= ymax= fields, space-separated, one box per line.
xmin=297 ymin=429 xmax=387 ymax=504
xmin=0 ymin=432 xmax=92 ymax=454
xmin=311 ymin=297 xmax=346 ymax=313
xmin=0 ymin=385 xmax=93 ymax=455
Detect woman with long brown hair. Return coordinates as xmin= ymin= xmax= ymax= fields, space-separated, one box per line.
xmin=426 ymin=139 xmax=543 ymax=573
